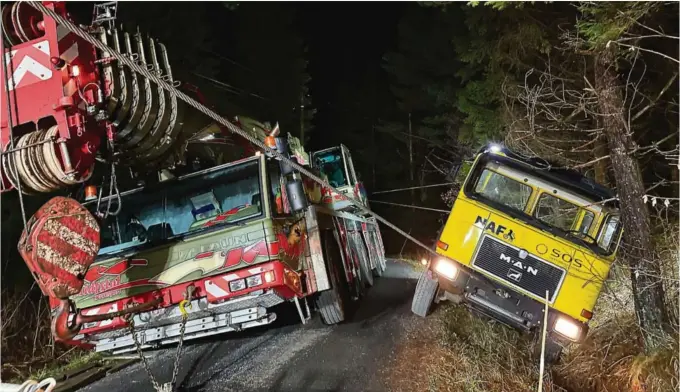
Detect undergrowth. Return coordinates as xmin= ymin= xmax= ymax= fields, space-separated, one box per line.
xmin=0 ymin=288 xmax=94 ymax=383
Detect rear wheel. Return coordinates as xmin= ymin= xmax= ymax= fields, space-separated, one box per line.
xmin=316 ymin=230 xmax=351 ymax=325
xmin=411 ymin=269 xmax=438 ymax=317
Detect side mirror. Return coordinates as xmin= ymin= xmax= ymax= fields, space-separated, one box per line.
xmin=286 ymin=179 xmax=309 ymax=212
xmin=275 ymin=137 xmax=294 ymax=176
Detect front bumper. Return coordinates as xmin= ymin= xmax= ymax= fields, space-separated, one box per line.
xmin=430 ymin=258 xmax=589 ymax=343
xmin=63 ymin=260 xmax=303 ymax=352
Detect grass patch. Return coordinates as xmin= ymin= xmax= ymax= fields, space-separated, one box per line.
xmin=389 ymin=253 xmax=427 ymax=272
xmin=16 ymin=351 xmax=104 ymax=384
xmin=388 ymin=305 xmax=558 ymax=392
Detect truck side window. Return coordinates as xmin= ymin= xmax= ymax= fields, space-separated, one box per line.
xmin=598 ymin=215 xmax=621 ymax=252
xmin=315 ymin=149 xmax=348 ymax=188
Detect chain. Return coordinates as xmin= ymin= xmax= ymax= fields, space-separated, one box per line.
xmin=127 ymin=309 xmax=189 ymax=392
xmin=171 ymin=311 xmax=188 ymax=388
xmin=27 ymin=0 xmax=440 ymax=260
xmin=128 ymin=319 xmax=163 ymax=392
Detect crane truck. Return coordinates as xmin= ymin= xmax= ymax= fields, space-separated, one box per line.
xmin=2 ymin=1 xmax=387 ymax=355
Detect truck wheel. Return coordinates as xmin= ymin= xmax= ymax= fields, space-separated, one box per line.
xmin=316 ymin=231 xmax=350 ymax=325
xmin=411 ymin=269 xmax=438 ymax=317
xmin=532 ymin=332 xmax=564 ymax=365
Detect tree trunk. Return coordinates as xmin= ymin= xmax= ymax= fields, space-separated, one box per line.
xmin=594 ymin=48 xmax=669 ymax=352
xmin=408 ymin=113 xmax=414 ymax=209
xmin=593 ymin=136 xmax=609 ymax=186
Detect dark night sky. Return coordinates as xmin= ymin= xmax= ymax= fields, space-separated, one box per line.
xmin=67 ymin=1 xmax=407 ymax=147
xmin=296 ymin=2 xmax=406 ymax=149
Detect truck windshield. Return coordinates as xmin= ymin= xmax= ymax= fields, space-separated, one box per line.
xmin=473 ymin=169 xmax=532 ymax=213
xmin=469 ymin=162 xmax=623 ymax=254
xmin=314 ymin=149 xmax=347 ymax=188
xmin=534 ymin=193 xmax=594 ymax=236
xmin=91 ymin=160 xmax=263 ymax=256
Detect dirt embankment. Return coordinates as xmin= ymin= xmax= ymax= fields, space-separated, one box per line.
xmin=386 ymin=289 xmax=677 ymax=392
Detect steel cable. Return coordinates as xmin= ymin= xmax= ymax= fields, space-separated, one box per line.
xmin=27 ymin=1 xmax=440 ymax=258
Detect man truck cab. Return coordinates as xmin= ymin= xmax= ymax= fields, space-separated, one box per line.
xmin=413 ymin=144 xmax=623 ymax=362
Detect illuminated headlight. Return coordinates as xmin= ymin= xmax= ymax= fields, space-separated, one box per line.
xmin=553 ymin=316 xmax=582 ymax=341
xmin=246 ymin=275 xmax=263 ymax=288
xmin=229 ymin=278 xmax=246 ymax=292
xmin=489 ymin=144 xmax=502 ymax=153
xmin=434 ymin=259 xmax=458 ymax=280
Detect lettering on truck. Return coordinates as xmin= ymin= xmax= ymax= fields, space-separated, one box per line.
xmin=500 ymin=253 xmax=539 ymax=276
xmin=475 ymin=215 xmax=515 ymax=241
xmin=535 ymin=243 xmax=584 ymax=268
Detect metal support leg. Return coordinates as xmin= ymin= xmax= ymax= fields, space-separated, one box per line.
xmin=293 ymin=297 xmax=310 ymax=325
xmin=303 ymin=297 xmax=311 ymax=321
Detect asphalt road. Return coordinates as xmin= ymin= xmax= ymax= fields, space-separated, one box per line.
xmin=78 ymin=259 xmax=420 ymax=392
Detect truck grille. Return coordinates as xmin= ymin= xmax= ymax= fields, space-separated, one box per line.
xmin=472 ymin=235 xmax=565 ymax=302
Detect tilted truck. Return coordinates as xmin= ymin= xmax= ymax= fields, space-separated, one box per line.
xmin=1 ymin=1 xmax=387 ymax=355
xmin=413 ymin=144 xmax=623 ymax=363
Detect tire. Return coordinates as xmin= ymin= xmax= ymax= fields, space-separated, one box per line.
xmin=411 ymin=268 xmax=438 ymax=317
xmin=355 ymin=234 xmax=374 ymax=288
xmin=532 ymin=331 xmax=564 ymax=365
xmin=316 ymin=230 xmax=351 ymax=325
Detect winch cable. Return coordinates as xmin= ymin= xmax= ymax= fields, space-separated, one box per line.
xmin=28 ymin=1 xmax=440 ymax=259
xmin=369 ymin=200 xmax=450 ymax=214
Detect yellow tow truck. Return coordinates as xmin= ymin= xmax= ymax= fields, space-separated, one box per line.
xmin=413 ymin=144 xmax=623 ymax=362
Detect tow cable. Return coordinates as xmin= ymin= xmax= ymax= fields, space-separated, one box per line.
xmin=95 ymin=129 xmax=122 ymax=219
xmin=27 ymin=2 xmax=445 ymax=390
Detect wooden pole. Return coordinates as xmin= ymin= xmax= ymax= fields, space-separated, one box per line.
xmin=538 ymin=290 xmax=549 ymax=392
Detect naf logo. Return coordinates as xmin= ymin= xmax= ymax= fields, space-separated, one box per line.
xmin=475 ymin=216 xmax=515 ymax=241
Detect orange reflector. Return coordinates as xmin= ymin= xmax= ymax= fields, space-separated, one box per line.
xmin=581 ymin=309 xmax=593 ymax=320
xmin=436 ymin=240 xmax=449 ymax=251
xmin=84 ymin=185 xmax=98 ymax=201
xmin=264 ymin=271 xmax=275 ymax=283
xmin=264 ymin=136 xmax=276 ymax=148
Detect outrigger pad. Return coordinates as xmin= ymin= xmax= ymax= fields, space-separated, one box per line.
xmin=18 ymin=197 xmax=101 ymax=299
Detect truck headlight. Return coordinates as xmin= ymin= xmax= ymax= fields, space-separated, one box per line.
xmin=435 ymin=259 xmax=458 ymax=280
xmin=553 ymin=316 xmax=582 ymax=341
xmin=246 ymin=275 xmax=263 ymax=287
xmin=229 ymin=278 xmax=246 ymax=292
